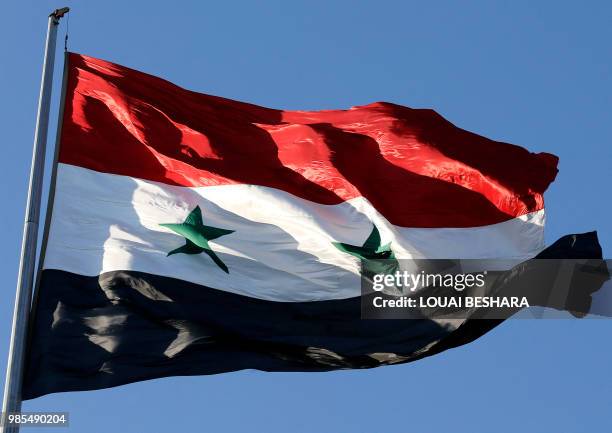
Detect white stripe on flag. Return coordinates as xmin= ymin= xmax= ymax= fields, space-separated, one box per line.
xmin=42 ymin=163 xmax=546 ymax=302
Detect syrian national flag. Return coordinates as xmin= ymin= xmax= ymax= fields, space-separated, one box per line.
xmin=23 ymin=53 xmax=602 ymax=399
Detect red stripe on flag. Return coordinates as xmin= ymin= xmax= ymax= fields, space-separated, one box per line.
xmin=58 ymin=53 xmax=558 ymax=228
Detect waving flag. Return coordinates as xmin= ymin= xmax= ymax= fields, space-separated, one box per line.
xmin=23 ymin=53 xmax=600 ymax=399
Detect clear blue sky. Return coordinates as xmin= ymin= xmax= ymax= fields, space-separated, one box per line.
xmin=1 ymin=1 xmax=611 ymax=432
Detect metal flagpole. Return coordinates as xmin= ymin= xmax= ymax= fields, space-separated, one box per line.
xmin=1 ymin=7 xmax=69 ymax=433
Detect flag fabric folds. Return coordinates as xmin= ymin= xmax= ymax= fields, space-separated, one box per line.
xmin=23 ymin=53 xmax=598 ymax=399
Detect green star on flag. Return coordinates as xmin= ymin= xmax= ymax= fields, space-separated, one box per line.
xmin=332 ymin=224 xmax=394 ymax=260
xmin=333 ymin=224 xmax=398 ymax=278
xmin=160 ymin=205 xmax=234 ymax=273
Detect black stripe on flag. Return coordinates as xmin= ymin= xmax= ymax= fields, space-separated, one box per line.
xmin=23 ymin=232 xmax=605 ymax=399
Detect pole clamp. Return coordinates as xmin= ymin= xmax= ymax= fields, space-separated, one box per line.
xmin=50 ymin=7 xmax=70 ymax=24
